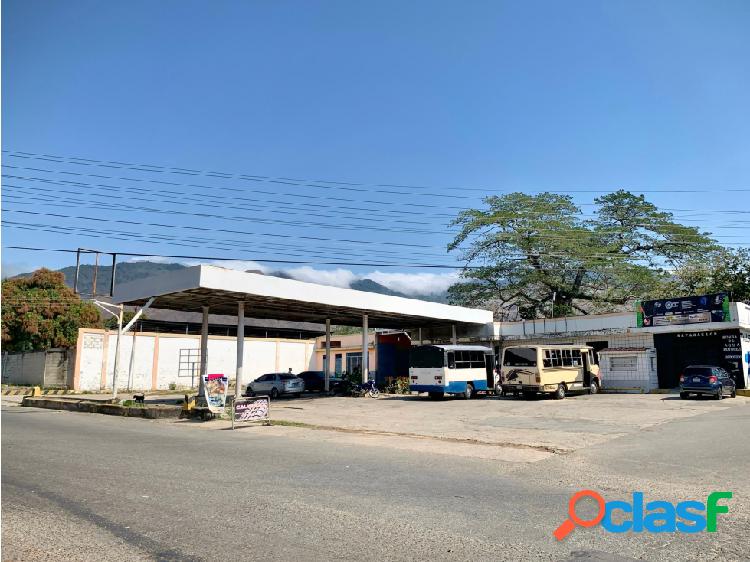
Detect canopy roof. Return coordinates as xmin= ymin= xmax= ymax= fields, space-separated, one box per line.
xmin=113 ymin=265 xmax=493 ymax=329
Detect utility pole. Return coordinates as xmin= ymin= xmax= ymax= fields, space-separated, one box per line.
xmin=111 ymin=305 xmax=124 ymax=399
xmin=551 ymin=292 xmax=557 ymax=319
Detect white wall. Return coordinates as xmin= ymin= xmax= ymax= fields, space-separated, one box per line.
xmin=78 ymin=332 xmax=106 ymax=391
xmin=495 ymin=312 xmax=636 ymax=338
xmin=741 ymin=330 xmax=750 ymax=389
xmin=74 ymin=329 xmax=316 ymax=391
xmin=599 ymin=350 xmax=658 ymax=392
xmin=499 ymin=333 xmax=655 ymax=350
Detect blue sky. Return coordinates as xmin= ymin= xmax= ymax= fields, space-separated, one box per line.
xmin=3 ymin=0 xmax=749 ymax=292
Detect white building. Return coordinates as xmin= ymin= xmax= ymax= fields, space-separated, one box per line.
xmin=491 ymin=302 xmax=750 ymax=392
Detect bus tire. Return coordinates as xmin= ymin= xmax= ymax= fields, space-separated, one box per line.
xmin=464 ymin=383 xmax=474 ymax=400
xmin=589 ymin=379 xmax=599 ymax=395
xmin=428 ymin=392 xmax=444 ymax=400
xmin=554 ymin=384 xmax=566 ymax=400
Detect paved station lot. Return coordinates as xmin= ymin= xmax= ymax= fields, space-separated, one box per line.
xmin=259 ymin=392 xmax=749 ymax=461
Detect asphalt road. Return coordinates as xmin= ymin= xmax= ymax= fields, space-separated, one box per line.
xmin=2 ymin=401 xmax=749 ymax=561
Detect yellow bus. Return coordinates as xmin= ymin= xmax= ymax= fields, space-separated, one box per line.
xmin=499 ymin=344 xmax=601 ymax=399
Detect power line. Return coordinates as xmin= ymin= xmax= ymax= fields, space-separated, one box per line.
xmin=6 ymin=149 xmax=750 ymax=195
xmin=3 ymin=245 xmax=479 ymax=269
xmin=2 ymin=179 xmax=457 ymax=236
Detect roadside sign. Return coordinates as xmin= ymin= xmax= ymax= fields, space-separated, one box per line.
xmin=232 ymin=396 xmax=270 ymax=429
xmin=203 ymin=373 xmax=228 ymax=413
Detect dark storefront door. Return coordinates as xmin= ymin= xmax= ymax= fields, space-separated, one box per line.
xmin=586 ymin=341 xmax=609 ymax=363
xmin=654 ymin=330 xmax=743 ymax=389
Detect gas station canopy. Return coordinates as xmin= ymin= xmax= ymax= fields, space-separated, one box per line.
xmin=113 ymin=265 xmax=493 ymax=329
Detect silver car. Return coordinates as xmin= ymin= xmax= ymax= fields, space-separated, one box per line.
xmin=246 ymin=373 xmax=305 ymax=398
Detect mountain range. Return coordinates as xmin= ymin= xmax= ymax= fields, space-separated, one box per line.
xmin=16 ymin=262 xmax=450 ymax=303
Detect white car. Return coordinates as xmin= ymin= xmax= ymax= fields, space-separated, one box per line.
xmin=246 ymin=373 xmax=305 ymax=398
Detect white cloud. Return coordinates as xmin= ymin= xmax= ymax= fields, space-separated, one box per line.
xmin=202 ymin=260 xmax=271 ymax=274
xmin=283 ymin=266 xmax=357 ymax=288
xmin=125 ymin=258 xmax=458 ymax=296
xmin=365 ymin=270 xmax=459 ymax=296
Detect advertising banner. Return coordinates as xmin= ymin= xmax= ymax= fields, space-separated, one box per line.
xmin=202 ymin=373 xmax=228 ymax=413
xmin=637 ymin=293 xmax=729 ymax=328
xmin=232 ymin=396 xmax=270 ymax=429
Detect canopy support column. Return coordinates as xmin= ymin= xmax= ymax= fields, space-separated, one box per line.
xmin=199 ymin=306 xmax=209 ymax=396
xmin=324 ymin=319 xmax=331 ymax=392
xmin=418 ymin=328 xmax=422 ymax=346
xmin=362 ymin=313 xmax=369 ymax=383
xmin=451 ymin=324 xmax=457 ymax=345
xmin=235 ymin=301 xmax=245 ymax=399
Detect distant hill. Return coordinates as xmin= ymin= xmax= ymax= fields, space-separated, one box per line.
xmin=13 ymin=261 xmax=449 ymax=302
xmin=350 ymin=278 xmax=449 ymax=303
xmin=57 ymin=262 xmax=188 ymax=295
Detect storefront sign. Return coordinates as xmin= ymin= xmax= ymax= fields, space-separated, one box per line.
xmin=232 ymin=396 xmax=270 ymax=429
xmin=202 ymin=373 xmax=228 ymax=413
xmin=637 ymin=294 xmax=729 ymax=327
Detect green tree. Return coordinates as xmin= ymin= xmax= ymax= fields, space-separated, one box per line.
xmin=447 ymin=190 xmax=716 ymax=318
xmin=1 ymin=268 xmax=102 ymax=351
xmin=653 ymin=248 xmax=750 ymax=303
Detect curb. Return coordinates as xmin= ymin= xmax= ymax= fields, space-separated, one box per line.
xmin=601 ymin=388 xmax=646 ymax=394
xmin=2 ymin=387 xmax=73 ymax=396
xmin=21 ymin=397 xmax=182 ymax=419
xmin=737 ymin=389 xmax=750 ymax=398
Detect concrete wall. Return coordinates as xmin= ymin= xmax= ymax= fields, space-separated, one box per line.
xmin=1 ymin=349 xmax=74 ymax=387
xmin=495 ymin=312 xmax=637 ymax=339
xmin=2 ymin=351 xmax=46 ymax=386
xmin=498 ymin=332 xmax=655 ymax=352
xmin=599 ymin=349 xmax=658 ymax=391
xmin=74 ymin=329 xmax=316 ymax=392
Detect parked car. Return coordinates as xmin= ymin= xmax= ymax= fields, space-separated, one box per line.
xmin=679 ymin=365 xmax=736 ymax=400
xmin=245 ymin=373 xmax=305 ymax=398
xmin=298 ymin=370 xmax=344 ymax=393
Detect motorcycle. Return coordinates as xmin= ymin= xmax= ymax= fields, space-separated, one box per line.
xmin=352 ymin=379 xmax=380 ymax=398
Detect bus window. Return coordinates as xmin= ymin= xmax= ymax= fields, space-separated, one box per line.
xmin=572 ymin=349 xmax=581 ymax=367
xmin=411 ymin=347 xmax=445 ymax=368
xmin=589 ymin=350 xmax=598 ymax=365
xmin=447 ymin=352 xmax=456 ymax=369
xmin=454 ymin=350 xmax=469 ymax=369
xmin=503 ymin=347 xmax=537 ymax=367
xmin=543 ymin=350 xmax=552 ymax=368
xmin=470 ymin=351 xmax=485 ymax=368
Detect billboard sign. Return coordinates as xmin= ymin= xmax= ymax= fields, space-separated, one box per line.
xmin=232 ymin=396 xmax=270 ymax=429
xmin=637 ymin=293 xmax=730 ymax=327
xmin=202 ymin=373 xmax=228 ymax=413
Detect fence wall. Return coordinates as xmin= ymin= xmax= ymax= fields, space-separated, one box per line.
xmin=74 ymin=329 xmax=316 ymax=391
xmin=1 ymin=348 xmax=75 ymax=387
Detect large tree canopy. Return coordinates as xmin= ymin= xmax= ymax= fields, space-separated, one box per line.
xmin=447 ymin=190 xmax=716 ymax=318
xmin=1 ymin=268 xmax=102 ymax=352
xmin=653 ymin=248 xmax=750 ymax=304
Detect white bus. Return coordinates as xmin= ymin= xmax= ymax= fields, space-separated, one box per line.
xmin=499 ymin=344 xmax=601 ymax=399
xmin=409 ymin=345 xmax=495 ymax=399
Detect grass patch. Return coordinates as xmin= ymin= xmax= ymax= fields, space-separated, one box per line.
xmin=269 ymin=419 xmax=318 ymax=429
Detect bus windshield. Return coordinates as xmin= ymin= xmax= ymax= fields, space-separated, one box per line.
xmin=410 ymin=347 xmax=445 ymax=368
xmin=503 ymin=347 xmax=537 ymax=367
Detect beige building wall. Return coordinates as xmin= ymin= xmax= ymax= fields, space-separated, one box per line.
xmin=74 ymin=328 xmax=316 ymax=391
